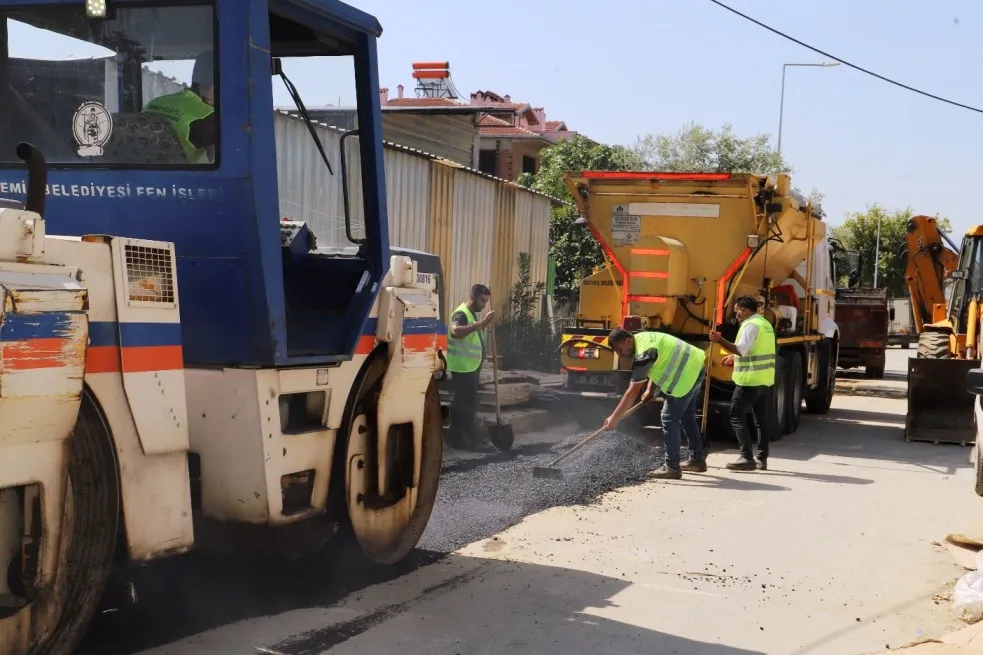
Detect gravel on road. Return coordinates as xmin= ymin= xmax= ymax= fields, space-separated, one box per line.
xmin=419 ymin=428 xmax=673 ymax=552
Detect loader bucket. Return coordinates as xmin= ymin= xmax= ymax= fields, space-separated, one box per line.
xmin=905 ymin=357 xmax=979 ymax=445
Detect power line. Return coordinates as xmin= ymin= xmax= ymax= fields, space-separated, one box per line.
xmin=708 ymin=0 xmax=983 ymax=115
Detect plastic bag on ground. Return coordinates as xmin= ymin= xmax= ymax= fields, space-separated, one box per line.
xmin=953 ymin=550 xmax=983 ymax=623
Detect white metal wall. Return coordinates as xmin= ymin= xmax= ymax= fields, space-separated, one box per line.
xmin=275 ymin=114 xmax=349 ymax=246
xmin=448 ymin=174 xmax=497 ymax=309
xmin=383 ymin=150 xmax=430 ymax=252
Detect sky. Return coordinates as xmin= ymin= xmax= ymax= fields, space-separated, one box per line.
xmin=8 ymin=0 xmax=982 ymax=237
xmin=349 ymin=0 xmax=982 ymax=236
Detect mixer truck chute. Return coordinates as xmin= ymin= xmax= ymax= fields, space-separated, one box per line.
xmin=0 ymin=1 xmax=447 ymax=653
xmin=558 ymin=171 xmax=839 ymax=441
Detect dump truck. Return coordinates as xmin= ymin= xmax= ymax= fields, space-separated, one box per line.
xmin=829 ymin=245 xmax=889 ymax=378
xmin=834 ymin=287 xmax=889 ymax=378
xmin=558 ymin=171 xmax=839 ymax=441
xmin=903 ymin=215 xmax=982 ymax=445
xmin=0 ymin=1 xmax=448 ymax=653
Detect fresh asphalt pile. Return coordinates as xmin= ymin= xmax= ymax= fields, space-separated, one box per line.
xmin=418 ymin=428 xmax=673 ymax=553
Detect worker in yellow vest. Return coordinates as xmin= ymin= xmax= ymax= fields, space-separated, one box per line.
xmin=446 ymin=284 xmax=495 ymax=450
xmin=709 ymin=295 xmax=777 ymax=471
xmin=143 ymin=49 xmax=216 ymax=164
xmin=605 ymin=327 xmax=708 ymax=480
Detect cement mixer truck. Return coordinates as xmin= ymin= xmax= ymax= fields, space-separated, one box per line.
xmin=557 ymin=171 xmax=839 ymax=441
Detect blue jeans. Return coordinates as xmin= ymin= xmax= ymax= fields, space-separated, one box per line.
xmin=660 ymin=369 xmax=706 ymax=469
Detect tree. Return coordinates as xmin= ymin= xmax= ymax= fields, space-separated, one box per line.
xmin=829 ymin=204 xmax=953 ymax=297
xmin=634 ymin=122 xmax=791 ymax=176
xmin=633 ymin=121 xmax=824 ymax=212
xmin=523 ymin=135 xmax=644 ymax=298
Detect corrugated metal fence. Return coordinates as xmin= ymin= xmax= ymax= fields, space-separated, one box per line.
xmin=274 ymin=111 xmax=555 ymax=320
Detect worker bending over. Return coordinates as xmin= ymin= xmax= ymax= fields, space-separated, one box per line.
xmin=445 ymin=284 xmax=495 ymax=450
xmin=709 ymin=295 xmax=777 ymax=471
xmin=605 ymin=327 xmax=707 ymax=480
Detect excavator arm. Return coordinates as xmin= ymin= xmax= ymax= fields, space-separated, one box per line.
xmin=905 ymin=215 xmax=959 ymax=332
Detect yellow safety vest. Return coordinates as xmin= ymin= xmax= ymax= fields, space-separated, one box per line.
xmin=633 ymin=331 xmax=706 ymax=398
xmin=732 ymin=313 xmax=777 ymax=386
xmin=143 ymin=89 xmax=214 ymax=164
xmin=446 ymin=303 xmax=483 ymax=373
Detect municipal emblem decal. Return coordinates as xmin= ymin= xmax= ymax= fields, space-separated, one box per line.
xmin=73 ymin=101 xmax=113 ymax=157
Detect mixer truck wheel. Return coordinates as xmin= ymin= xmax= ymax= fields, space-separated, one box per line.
xmin=342 ymin=356 xmax=443 ymax=565
xmin=783 ymin=351 xmax=804 ymax=434
xmin=916 ymin=331 xmax=950 ymax=359
xmin=805 ymin=340 xmax=835 ymax=414
xmin=746 ymin=354 xmax=785 ymax=444
xmin=14 ymin=390 xmax=121 ymax=655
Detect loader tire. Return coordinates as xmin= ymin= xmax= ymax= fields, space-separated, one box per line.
xmin=917 ymin=331 xmax=951 ymax=359
xmin=805 ymin=339 xmax=835 ymax=415
xmin=30 ymin=390 xmax=120 ymax=655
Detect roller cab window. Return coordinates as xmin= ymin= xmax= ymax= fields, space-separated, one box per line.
xmin=0 ymin=3 xmax=218 ymax=168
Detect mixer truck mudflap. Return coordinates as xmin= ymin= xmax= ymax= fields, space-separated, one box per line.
xmin=906 ymin=357 xmax=978 ymax=445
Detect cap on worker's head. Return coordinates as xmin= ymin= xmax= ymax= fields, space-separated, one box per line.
xmin=608 ymin=327 xmax=633 ymax=347
xmin=192 ymin=49 xmax=215 ymax=89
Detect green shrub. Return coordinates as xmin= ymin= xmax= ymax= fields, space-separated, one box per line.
xmin=494 ymin=252 xmax=562 ymax=372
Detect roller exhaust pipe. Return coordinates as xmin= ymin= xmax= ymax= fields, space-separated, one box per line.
xmin=15 ymin=142 xmax=47 ymax=216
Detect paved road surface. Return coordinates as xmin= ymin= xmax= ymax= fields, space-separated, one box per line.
xmin=77 ymin=348 xmax=980 ymax=655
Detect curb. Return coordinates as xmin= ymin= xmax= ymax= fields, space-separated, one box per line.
xmin=476 ymin=408 xmax=553 ymax=436
xmin=835 ymin=383 xmax=907 ymax=400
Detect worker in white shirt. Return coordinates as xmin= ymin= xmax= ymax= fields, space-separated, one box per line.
xmin=708 ymin=295 xmax=777 ymax=471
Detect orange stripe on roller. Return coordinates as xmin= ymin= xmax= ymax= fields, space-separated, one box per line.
xmin=403 ymin=333 xmax=437 ymax=352
xmin=2 ymin=338 xmax=74 ymax=370
xmin=630 ymin=248 xmax=670 ymax=256
xmin=355 ymin=335 xmax=376 ymax=355
xmin=629 ymin=295 xmax=667 ymax=304
xmin=629 ymin=271 xmax=669 ymax=279
xmin=86 ymin=345 xmax=122 ymax=374
xmin=436 ymin=334 xmax=448 ymax=350
xmin=121 ymin=345 xmax=184 ymax=373
xmin=592 ymin=336 xmax=606 ymax=343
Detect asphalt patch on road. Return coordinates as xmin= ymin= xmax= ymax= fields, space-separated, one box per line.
xmin=418 ymin=427 xmax=670 ymax=552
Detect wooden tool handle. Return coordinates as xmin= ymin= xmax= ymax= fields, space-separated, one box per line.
xmin=488 ymin=317 xmax=503 ymax=423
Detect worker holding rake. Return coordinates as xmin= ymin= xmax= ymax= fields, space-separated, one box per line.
xmin=605 ymin=327 xmax=708 ymax=479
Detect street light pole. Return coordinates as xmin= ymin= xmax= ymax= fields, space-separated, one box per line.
xmin=777 ymin=61 xmax=841 ymax=156
xmin=874 ymin=214 xmax=882 ymax=289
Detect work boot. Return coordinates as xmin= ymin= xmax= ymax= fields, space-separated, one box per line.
xmin=680 ymin=459 xmax=708 ymax=473
xmin=756 ymin=458 xmax=768 ymax=471
xmin=648 ymin=465 xmax=683 ymax=480
xmin=726 ymin=456 xmax=757 ymax=471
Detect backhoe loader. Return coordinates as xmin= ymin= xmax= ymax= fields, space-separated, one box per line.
xmin=904 ymin=215 xmax=983 ymax=444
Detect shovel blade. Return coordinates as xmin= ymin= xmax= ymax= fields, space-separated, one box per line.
xmin=489 ymin=423 xmax=514 ymax=451
xmin=532 ymin=466 xmax=564 ymax=480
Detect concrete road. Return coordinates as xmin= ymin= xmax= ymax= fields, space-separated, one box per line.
xmin=76 ymin=364 xmax=983 ymax=655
